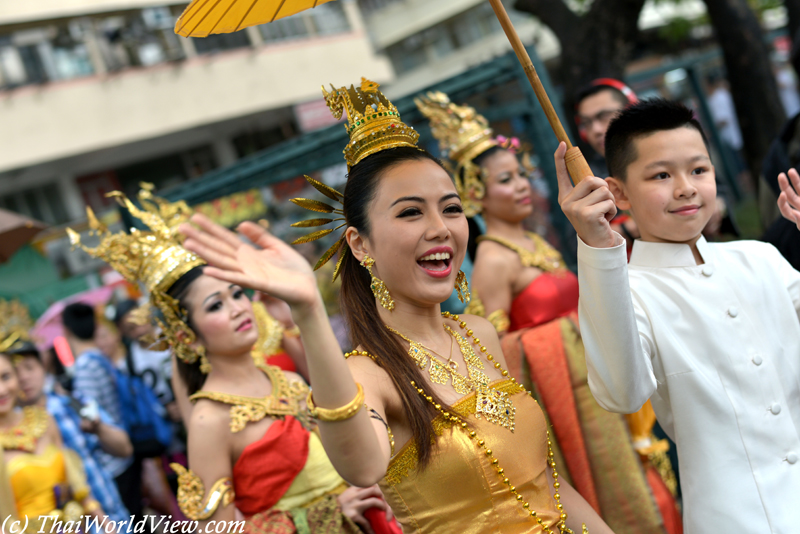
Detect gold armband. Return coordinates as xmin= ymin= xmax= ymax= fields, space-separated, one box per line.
xmin=306 ymin=383 xmax=364 ymax=422
xmin=284 ymin=325 xmax=301 ymax=338
xmin=170 ymin=463 xmax=235 ymax=521
xmin=487 ymin=309 xmax=510 ymax=335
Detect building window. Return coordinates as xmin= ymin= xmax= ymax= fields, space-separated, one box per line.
xmin=308 ymin=3 xmax=350 ymax=36
xmin=259 ymin=15 xmax=311 ymax=43
xmin=258 ymin=2 xmax=350 ymax=44
xmin=192 ymin=30 xmax=251 ymax=54
xmin=357 ymin=0 xmax=405 ymax=17
xmin=0 ymin=183 xmax=71 ymax=224
xmin=385 ymin=2 xmax=502 ymax=75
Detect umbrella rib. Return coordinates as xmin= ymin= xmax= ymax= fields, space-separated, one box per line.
xmin=186 ymin=0 xmax=221 ymax=34
xmin=185 ymin=0 xmax=227 ymax=35
xmin=270 ymin=0 xmax=288 ymax=22
xmin=180 ymin=0 xmax=216 ymax=28
xmin=208 ymin=0 xmax=240 ymax=34
xmin=235 ymin=0 xmax=261 ymax=31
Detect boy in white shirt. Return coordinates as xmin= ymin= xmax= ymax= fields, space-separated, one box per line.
xmin=553 ymin=98 xmax=800 ymax=533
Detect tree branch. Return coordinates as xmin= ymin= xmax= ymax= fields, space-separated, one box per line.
xmin=514 ymin=0 xmax=578 ymax=43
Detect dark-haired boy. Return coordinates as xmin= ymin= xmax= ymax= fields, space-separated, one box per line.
xmin=555 ymin=99 xmax=800 ymax=533
xmin=63 ymin=302 xmax=141 ymax=518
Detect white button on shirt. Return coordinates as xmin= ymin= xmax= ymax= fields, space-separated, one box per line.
xmin=788 ymin=453 xmax=798 ymax=464
xmin=578 ymin=235 xmax=800 ymax=534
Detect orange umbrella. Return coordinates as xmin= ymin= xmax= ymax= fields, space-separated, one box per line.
xmin=175 ymin=0 xmax=337 ymax=37
xmin=0 ymin=209 xmax=47 ymax=263
xmin=174 ymin=0 xmax=592 ymax=183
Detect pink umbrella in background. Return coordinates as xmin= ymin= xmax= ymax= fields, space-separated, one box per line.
xmin=31 ymin=285 xmax=116 ymax=353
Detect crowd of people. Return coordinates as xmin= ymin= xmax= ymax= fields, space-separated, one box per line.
xmin=1 ymin=48 xmax=800 ymax=534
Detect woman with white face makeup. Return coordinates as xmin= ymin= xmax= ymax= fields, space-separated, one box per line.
xmin=179 ymin=78 xmax=612 ymax=534
xmin=69 ymin=187 xmax=394 ymax=534
xmin=415 ymin=93 xmax=682 ymax=534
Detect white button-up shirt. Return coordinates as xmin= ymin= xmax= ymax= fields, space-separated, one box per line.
xmin=578 ymin=235 xmax=800 ymax=534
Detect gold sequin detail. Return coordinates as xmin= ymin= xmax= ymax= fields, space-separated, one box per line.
xmin=384 ymin=379 xmax=524 ymax=485
xmin=190 ymin=363 xmax=309 ymax=433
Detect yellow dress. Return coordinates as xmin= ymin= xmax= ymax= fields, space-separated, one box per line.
xmin=379 ymin=379 xmax=561 ymax=533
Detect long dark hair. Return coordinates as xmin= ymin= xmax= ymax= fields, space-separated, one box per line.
xmin=340 ymin=146 xmax=455 ymax=467
xmin=464 ymin=145 xmax=506 ymax=261
xmin=167 ymin=265 xmax=208 ymax=396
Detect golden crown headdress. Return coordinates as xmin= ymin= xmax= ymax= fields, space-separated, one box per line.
xmin=414 ymin=91 xmax=498 ymax=217
xmin=0 ymin=299 xmax=34 ymax=355
xmin=291 ymin=78 xmax=421 ymax=281
xmin=67 ymin=183 xmax=208 ymax=370
xmin=324 ymin=77 xmax=420 ymax=168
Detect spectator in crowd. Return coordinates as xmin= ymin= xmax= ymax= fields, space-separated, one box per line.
xmin=115 ymin=300 xmax=177 ymax=414
xmin=63 ymin=302 xmax=142 ymax=519
xmin=12 ymin=341 xmax=131 ymax=522
xmin=761 ymin=28 xmax=800 ymax=271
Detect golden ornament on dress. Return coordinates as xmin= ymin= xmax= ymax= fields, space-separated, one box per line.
xmin=0 ymin=406 xmax=49 ymax=452
xmin=357 ymin=312 xmax=588 ymax=533
xmin=0 ymin=299 xmax=34 ymax=354
xmin=190 ymin=364 xmax=309 ymax=432
xmin=170 ymin=463 xmax=234 ymax=521
xmin=67 ymin=183 xmax=207 ymax=370
xmin=477 ymin=232 xmax=566 ymax=274
xmin=290 ymin=78 xmax=422 ymax=280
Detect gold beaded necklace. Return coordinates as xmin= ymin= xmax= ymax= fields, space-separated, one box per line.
xmin=0 ymin=406 xmax=49 ymax=452
xmin=385 ymin=325 xmax=478 ymax=395
xmin=348 ymin=313 xmax=587 ymax=534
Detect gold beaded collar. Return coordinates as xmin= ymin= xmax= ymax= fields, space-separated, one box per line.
xmin=190 ymin=364 xmax=309 ymax=433
xmin=477 ymin=232 xmax=566 ymax=274
xmin=0 ymin=406 xmax=49 ymax=452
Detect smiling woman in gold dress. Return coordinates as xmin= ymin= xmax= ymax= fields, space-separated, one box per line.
xmin=178 ymin=78 xmax=614 ymax=534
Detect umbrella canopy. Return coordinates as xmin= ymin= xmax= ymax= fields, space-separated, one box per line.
xmin=30 ymin=285 xmax=116 ymax=352
xmin=0 ymin=209 xmax=47 ymax=263
xmin=175 ymin=0 xmax=337 ymax=37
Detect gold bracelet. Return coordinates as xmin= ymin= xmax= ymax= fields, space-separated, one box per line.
xmin=307 ymin=383 xmax=365 ymax=422
xmin=284 ymin=325 xmax=301 ymax=338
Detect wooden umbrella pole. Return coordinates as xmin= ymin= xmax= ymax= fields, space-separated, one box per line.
xmin=487 ymin=0 xmax=594 ymax=183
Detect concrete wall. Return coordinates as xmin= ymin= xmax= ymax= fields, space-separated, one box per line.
xmin=1 ymin=30 xmax=391 ymax=173
xmin=0 ymin=0 xmax=186 ymax=25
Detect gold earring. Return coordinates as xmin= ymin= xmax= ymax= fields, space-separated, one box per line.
xmin=455 ymin=270 xmax=470 ymax=304
xmin=198 ymin=346 xmax=211 ymax=374
xmin=361 ymin=254 xmax=395 ymax=311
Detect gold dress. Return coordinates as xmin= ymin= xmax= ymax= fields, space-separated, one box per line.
xmin=380 ymin=379 xmax=561 ymax=533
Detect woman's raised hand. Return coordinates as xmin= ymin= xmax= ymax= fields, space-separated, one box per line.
xmin=778 ymin=168 xmax=800 ymax=232
xmin=180 ymin=214 xmax=321 ymax=310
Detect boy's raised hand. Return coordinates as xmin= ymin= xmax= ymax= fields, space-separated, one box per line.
xmin=778 ymin=168 xmax=800 ymax=232
xmin=554 ymin=142 xmax=619 ymax=248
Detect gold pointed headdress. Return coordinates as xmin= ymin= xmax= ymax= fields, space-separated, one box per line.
xmin=324 ymin=77 xmax=420 ymax=168
xmin=67 ymin=183 xmax=207 ymax=370
xmin=0 ymin=299 xmax=34 ymax=355
xmin=414 ymin=91 xmax=498 ymax=217
xmin=291 ymin=78 xmax=421 ymax=281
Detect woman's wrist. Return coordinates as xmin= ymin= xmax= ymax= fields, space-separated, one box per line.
xmin=291 ymin=294 xmax=327 ymax=326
